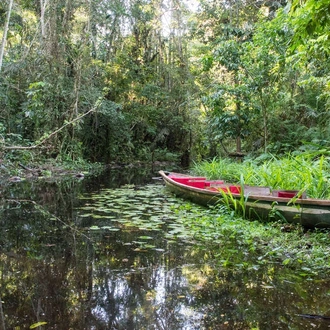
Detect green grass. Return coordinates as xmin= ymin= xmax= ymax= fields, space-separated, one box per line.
xmin=192 ymin=153 xmax=330 ymax=199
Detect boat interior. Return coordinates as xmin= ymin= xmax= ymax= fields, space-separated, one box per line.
xmin=168 ymin=174 xmax=304 ymax=198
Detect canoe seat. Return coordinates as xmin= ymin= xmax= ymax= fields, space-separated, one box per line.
xmin=185 ymin=180 xmax=206 ymax=188
xmin=245 ymin=186 xmax=271 ymax=196
xmin=272 ymin=190 xmax=306 ymax=199
xmin=170 ymin=176 xmax=206 ymax=184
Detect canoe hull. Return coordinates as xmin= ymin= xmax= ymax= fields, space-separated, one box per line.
xmin=159 ymin=171 xmax=330 ymax=229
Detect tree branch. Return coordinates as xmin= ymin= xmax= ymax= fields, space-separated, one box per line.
xmin=3 ymin=101 xmax=101 ymax=150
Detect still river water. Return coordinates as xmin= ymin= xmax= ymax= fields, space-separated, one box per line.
xmin=1 ymin=167 xmax=330 ymax=330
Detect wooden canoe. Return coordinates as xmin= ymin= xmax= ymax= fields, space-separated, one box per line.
xmin=159 ymin=170 xmax=330 ymax=228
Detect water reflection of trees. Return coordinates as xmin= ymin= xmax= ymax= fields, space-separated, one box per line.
xmin=0 ymin=204 xmax=200 ymax=329
xmin=1 ymin=177 xmax=330 ymax=329
xmin=186 ymin=256 xmax=330 ymax=330
xmin=3 ymin=223 xmax=330 ymax=330
xmin=84 ymin=235 xmax=199 ymax=329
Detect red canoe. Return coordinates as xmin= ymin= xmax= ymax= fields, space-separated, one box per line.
xmin=159 ymin=170 xmax=330 ymax=228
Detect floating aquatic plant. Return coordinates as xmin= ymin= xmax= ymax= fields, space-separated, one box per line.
xmin=77 ymin=184 xmax=211 ymax=250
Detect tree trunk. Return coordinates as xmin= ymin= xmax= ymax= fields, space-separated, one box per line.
xmin=236 ymin=136 xmax=242 ymax=153
xmin=235 ymin=97 xmax=242 ymax=153
xmin=258 ymin=89 xmax=268 ymax=153
xmin=0 ymin=0 xmax=14 ymax=72
xmin=40 ymin=0 xmax=48 ymax=39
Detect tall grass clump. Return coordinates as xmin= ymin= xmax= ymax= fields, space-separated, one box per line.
xmin=192 ymin=153 xmax=330 ymax=199
xmin=192 ymin=157 xmax=248 ymax=182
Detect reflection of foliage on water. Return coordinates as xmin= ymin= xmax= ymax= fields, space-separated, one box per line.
xmin=0 ymin=179 xmax=210 ymax=329
xmin=0 ymin=226 xmax=204 ymax=329
xmin=1 ymin=175 xmax=330 ymax=329
xmin=85 ymin=242 xmax=200 ymax=329
xmin=185 ymin=263 xmax=330 ymax=329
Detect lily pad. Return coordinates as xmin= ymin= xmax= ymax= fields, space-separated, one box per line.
xmin=138 ymin=235 xmax=153 ymax=240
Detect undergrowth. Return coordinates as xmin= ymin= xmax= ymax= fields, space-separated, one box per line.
xmin=192 ymin=153 xmax=330 ymax=199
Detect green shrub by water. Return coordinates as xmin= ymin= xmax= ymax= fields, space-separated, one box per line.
xmin=192 ymin=153 xmax=330 ymax=199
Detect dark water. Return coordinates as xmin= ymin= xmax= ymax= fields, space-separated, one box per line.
xmin=1 ymin=167 xmax=330 ymax=330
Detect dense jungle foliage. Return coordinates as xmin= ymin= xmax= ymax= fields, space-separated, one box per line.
xmin=0 ymin=0 xmax=329 ymax=166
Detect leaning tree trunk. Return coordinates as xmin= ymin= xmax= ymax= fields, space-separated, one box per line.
xmin=0 ymin=0 xmax=14 ymax=72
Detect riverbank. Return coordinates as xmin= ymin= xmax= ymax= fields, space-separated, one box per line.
xmin=0 ymin=158 xmax=177 ymax=183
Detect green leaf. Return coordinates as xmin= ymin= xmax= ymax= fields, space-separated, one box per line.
xmin=30 ymin=322 xmax=48 ymax=329
xmin=282 ymin=258 xmax=291 ymax=265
